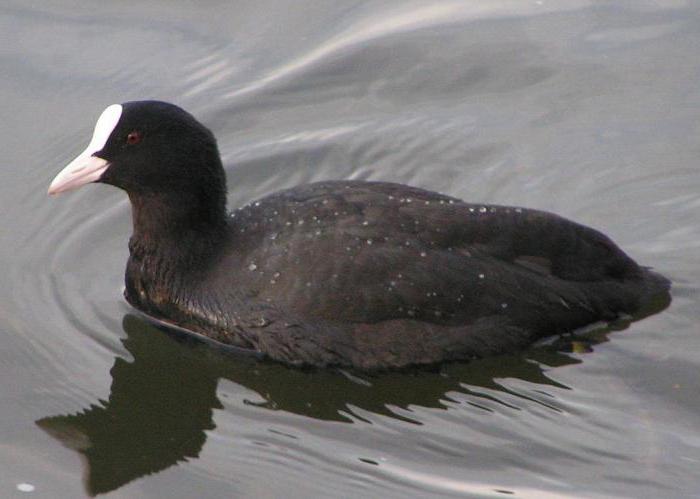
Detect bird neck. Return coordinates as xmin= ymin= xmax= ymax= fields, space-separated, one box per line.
xmin=124 ymin=190 xmax=231 ymax=319
xmin=127 ymin=190 xmax=229 ymax=266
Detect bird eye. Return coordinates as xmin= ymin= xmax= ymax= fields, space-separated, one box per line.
xmin=126 ymin=131 xmax=142 ymax=145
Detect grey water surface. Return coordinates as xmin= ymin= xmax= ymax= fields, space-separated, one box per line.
xmin=1 ymin=1 xmax=699 ymax=497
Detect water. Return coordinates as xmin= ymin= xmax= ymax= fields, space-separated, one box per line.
xmin=2 ymin=1 xmax=699 ymax=497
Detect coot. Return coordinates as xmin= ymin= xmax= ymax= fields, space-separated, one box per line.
xmin=48 ymin=101 xmax=669 ymax=369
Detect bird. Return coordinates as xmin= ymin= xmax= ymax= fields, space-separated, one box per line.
xmin=48 ymin=101 xmax=670 ymax=369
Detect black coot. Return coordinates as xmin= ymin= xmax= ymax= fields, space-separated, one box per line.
xmin=48 ymin=101 xmax=670 ymax=369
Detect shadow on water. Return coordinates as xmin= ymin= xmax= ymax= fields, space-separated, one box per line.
xmin=36 ymin=305 xmax=664 ymax=496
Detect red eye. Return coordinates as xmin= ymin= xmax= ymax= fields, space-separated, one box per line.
xmin=126 ymin=131 xmax=142 ymax=145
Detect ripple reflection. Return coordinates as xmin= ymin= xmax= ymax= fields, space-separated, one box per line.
xmin=35 ymin=313 xmax=628 ymax=496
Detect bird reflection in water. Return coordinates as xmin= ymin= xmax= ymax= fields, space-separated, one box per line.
xmin=37 ymin=313 xmax=618 ymax=496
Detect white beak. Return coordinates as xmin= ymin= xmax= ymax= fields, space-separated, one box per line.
xmin=48 ymin=104 xmax=123 ymax=195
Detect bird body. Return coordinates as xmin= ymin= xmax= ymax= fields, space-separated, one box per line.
xmin=49 ymin=101 xmax=670 ymax=369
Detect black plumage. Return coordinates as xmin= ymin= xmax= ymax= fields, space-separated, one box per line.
xmin=50 ymin=101 xmax=670 ymax=369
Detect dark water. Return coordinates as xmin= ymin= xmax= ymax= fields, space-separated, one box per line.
xmin=2 ymin=1 xmax=699 ymax=497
